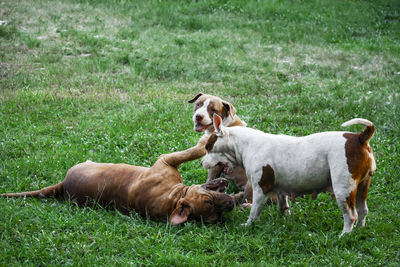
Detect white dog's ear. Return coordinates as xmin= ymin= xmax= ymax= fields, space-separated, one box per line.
xmin=213 ymin=114 xmax=225 ymax=136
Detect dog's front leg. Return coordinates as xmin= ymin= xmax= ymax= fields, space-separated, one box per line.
xmin=242 ymin=185 xmax=266 ymax=226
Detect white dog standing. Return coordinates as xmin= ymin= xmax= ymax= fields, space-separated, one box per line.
xmin=202 ymin=114 xmax=376 ymax=236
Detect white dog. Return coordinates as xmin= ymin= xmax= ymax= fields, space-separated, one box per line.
xmin=202 ymin=114 xmax=376 ymax=236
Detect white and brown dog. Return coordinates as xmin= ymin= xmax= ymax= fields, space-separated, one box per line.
xmin=188 ymin=93 xmax=253 ymax=203
xmin=202 ymin=115 xmax=376 ymax=236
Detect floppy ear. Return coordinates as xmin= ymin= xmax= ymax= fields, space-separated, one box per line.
xmin=222 ymin=101 xmax=236 ymax=118
xmin=188 ymin=93 xmax=203 ymax=103
xmin=201 ymin=178 xmax=229 ymax=193
xmin=213 ymin=114 xmax=224 ymax=135
xmin=169 ymin=204 xmax=191 ymax=225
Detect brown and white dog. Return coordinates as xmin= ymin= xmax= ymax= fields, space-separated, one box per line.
xmin=1 ymin=135 xmax=235 ymax=225
xmin=188 ymin=93 xmax=252 ymax=202
xmin=202 ymin=115 xmax=376 ymax=236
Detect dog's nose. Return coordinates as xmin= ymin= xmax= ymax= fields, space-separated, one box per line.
xmin=225 ymin=198 xmax=235 ymax=211
xmin=195 ymin=114 xmax=203 ymax=121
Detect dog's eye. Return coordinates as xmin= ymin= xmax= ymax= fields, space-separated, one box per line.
xmin=204 ymin=200 xmax=214 ymax=206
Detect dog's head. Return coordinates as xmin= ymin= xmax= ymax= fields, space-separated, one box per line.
xmin=201 ymin=114 xmax=239 ymax=175
xmin=169 ymin=178 xmax=234 ymax=225
xmin=188 ymin=93 xmax=237 ymax=133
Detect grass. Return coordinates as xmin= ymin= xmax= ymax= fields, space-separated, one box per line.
xmin=1 ymin=0 xmax=399 ymax=265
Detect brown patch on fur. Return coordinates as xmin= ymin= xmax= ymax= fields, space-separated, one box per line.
xmin=207 ymin=99 xmax=229 ymax=120
xmin=258 ymin=165 xmax=275 ymax=194
xmin=344 ymin=125 xmax=375 ymax=211
xmin=359 ymin=125 xmax=375 ymax=144
xmin=343 ymin=133 xmax=372 ymax=181
xmin=205 ymin=133 xmax=218 ymax=152
xmin=346 ymin=189 xmax=357 ymax=210
xmin=356 ymin=176 xmax=371 ymax=206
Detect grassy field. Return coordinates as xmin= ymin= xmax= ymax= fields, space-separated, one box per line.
xmin=1 ymin=0 xmax=399 ymax=265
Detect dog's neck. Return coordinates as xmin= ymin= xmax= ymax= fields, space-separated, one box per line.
xmin=167 ymin=184 xmax=187 ymax=202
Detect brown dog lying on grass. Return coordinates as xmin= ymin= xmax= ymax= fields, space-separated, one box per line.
xmin=1 ymin=135 xmax=235 ymax=225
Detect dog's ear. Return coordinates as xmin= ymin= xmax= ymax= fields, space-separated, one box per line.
xmin=222 ymin=101 xmax=236 ymax=118
xmin=169 ymin=204 xmax=191 ymax=225
xmin=201 ymin=178 xmax=228 ymax=193
xmin=213 ymin=114 xmax=225 ymax=135
xmin=188 ymin=93 xmax=203 ymax=103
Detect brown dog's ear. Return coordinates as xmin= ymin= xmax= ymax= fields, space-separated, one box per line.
xmin=222 ymin=101 xmax=236 ymax=118
xmin=202 ymin=178 xmax=229 ymax=193
xmin=169 ymin=204 xmax=191 ymax=225
xmin=188 ymin=93 xmax=203 ymax=103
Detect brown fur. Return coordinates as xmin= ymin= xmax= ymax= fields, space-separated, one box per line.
xmin=205 ymin=133 xmax=218 ymax=152
xmin=258 ymin=165 xmax=275 ymax=194
xmin=343 ymin=124 xmax=375 ymax=211
xmin=1 ymin=135 xmax=234 ymax=225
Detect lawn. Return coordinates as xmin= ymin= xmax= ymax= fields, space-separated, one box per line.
xmin=1 ymin=0 xmax=399 ymax=265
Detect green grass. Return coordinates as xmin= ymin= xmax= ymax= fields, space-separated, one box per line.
xmin=1 ymin=0 xmax=399 ymax=265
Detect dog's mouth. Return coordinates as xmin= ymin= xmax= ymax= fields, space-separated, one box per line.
xmin=217 ymin=162 xmax=233 ymax=175
xmin=194 ymin=122 xmax=212 ymax=132
xmin=202 ymin=178 xmax=229 ymax=193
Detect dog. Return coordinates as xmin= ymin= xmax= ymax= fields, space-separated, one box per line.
xmin=202 ymin=114 xmax=376 ymax=236
xmin=1 ymin=135 xmax=235 ymax=225
xmin=188 ymin=93 xmax=252 ymax=203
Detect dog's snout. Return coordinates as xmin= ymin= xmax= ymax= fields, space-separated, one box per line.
xmin=195 ymin=114 xmax=203 ymax=121
xmin=217 ymin=194 xmax=235 ymax=211
xmin=225 ymin=198 xmax=235 ymax=211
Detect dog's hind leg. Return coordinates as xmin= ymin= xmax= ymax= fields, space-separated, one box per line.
xmin=277 ymin=194 xmax=290 ymax=215
xmin=356 ymin=176 xmax=371 ymax=228
xmin=334 ymin=178 xmax=358 ymax=237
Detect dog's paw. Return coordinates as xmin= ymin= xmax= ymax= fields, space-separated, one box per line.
xmin=241 ymin=220 xmax=253 ymax=227
xmin=283 ymin=209 xmax=291 ymax=216
xmin=240 ymin=203 xmax=252 ymax=209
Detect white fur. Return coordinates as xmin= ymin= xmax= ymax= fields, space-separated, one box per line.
xmin=341 ymin=118 xmax=373 ymax=127
xmin=202 ymin=119 xmax=374 ymax=236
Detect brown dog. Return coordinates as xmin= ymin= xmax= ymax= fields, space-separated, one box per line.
xmin=1 ymin=135 xmax=235 ymax=225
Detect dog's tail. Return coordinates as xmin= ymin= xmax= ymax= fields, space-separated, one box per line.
xmin=0 ymin=182 xmax=63 ymax=199
xmin=341 ymin=118 xmax=375 ymax=144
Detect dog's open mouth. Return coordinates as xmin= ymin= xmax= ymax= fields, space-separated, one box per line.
xmin=217 ymin=162 xmax=233 ymax=175
xmin=194 ymin=122 xmax=212 ymax=132
xmin=223 ymin=165 xmax=233 ymax=175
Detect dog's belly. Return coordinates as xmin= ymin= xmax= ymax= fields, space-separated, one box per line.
xmin=62 ymin=161 xmax=147 ymax=211
xmin=274 ymin=168 xmax=331 ymax=194
xmin=266 ymin=132 xmax=345 ymax=194
xmin=271 ymin=153 xmax=332 ymax=194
